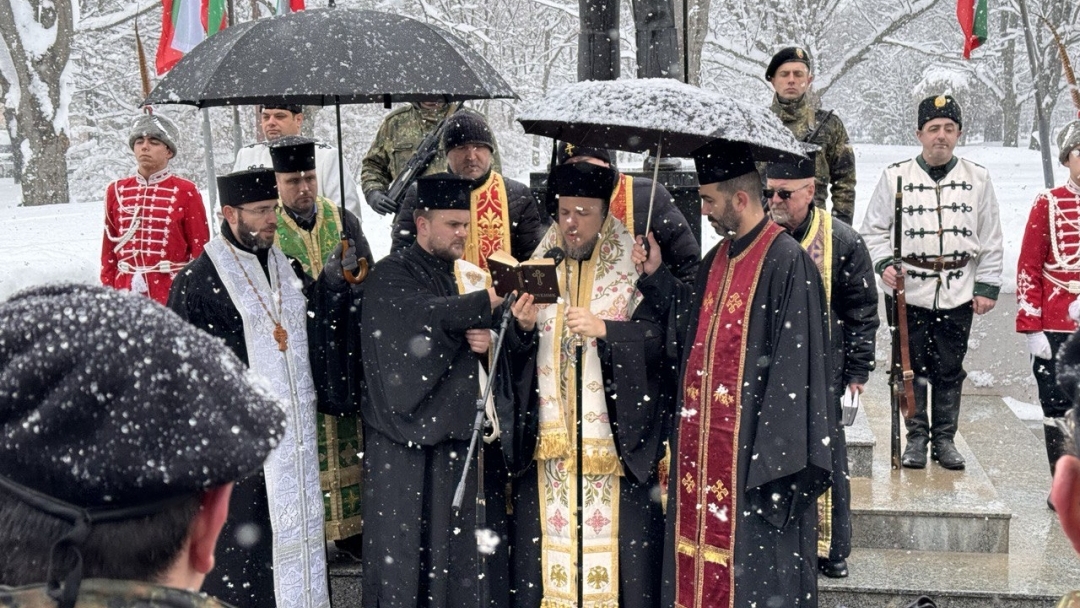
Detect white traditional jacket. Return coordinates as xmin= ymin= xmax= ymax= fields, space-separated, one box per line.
xmin=860 ymin=156 xmax=1004 ymax=310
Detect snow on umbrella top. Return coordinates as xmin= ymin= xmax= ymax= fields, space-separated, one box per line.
xmin=517 ymin=78 xmax=805 ymax=160
xmin=143 ymin=8 xmax=516 ymax=108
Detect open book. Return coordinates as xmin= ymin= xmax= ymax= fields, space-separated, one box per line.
xmin=487 ymin=249 xmax=560 ymax=304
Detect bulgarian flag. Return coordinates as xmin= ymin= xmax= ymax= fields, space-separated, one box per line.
xmin=277 ymin=0 xmax=305 ymax=14
xmin=958 ymin=0 xmax=988 ymax=59
xmin=156 ymin=0 xmax=227 ymax=75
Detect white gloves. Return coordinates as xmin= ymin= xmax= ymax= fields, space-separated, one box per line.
xmin=1027 ymin=331 xmax=1053 ymax=360
xmin=1070 ymin=297 xmax=1080 ymax=322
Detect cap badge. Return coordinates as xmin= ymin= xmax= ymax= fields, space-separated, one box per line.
xmin=934 ymin=95 xmax=948 ymax=108
xmin=564 ymin=143 xmax=576 ymax=156
xmin=795 ymin=48 xmax=805 ymax=59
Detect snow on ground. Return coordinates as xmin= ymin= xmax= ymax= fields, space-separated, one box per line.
xmin=0 ymin=142 xmax=1069 ymax=302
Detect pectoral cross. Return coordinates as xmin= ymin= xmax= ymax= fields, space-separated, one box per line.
xmin=273 ymin=323 xmax=289 ymax=352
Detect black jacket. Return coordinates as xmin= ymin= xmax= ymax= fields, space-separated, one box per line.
xmin=390 ymin=170 xmax=550 ymax=259
xmin=790 ymin=209 xmax=879 ymax=393
xmin=626 ymin=176 xmax=700 ymax=283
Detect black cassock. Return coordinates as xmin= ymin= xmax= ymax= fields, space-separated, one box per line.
xmin=639 ymin=219 xmax=833 ymax=608
xmin=507 ymin=302 xmax=673 ymax=608
xmin=360 ymin=243 xmax=536 ymax=608
xmin=167 ymin=226 xmax=357 ymax=608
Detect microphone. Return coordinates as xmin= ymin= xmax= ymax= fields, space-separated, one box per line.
xmin=544 ymin=246 xmax=566 ymax=267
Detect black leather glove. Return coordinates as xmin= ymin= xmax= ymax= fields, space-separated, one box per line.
xmin=323 ymin=240 xmax=358 ymax=291
xmin=365 ymin=190 xmax=399 ymax=216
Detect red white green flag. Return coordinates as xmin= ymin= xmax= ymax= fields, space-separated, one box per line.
xmin=156 ymin=0 xmax=227 ymax=75
xmin=276 ymin=0 xmax=305 ymax=14
xmin=958 ymin=0 xmax=988 ymax=59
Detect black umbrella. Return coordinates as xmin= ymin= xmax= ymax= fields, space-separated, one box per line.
xmin=144 ymin=7 xmax=517 ymax=280
xmin=517 ymin=78 xmax=805 ymax=235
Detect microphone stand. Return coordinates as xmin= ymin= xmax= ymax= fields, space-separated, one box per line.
xmin=564 ymin=258 xmax=585 ymax=608
xmin=452 ymin=292 xmax=518 ymax=608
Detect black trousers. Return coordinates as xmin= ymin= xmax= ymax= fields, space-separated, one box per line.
xmin=1032 ymin=331 xmax=1073 ymax=419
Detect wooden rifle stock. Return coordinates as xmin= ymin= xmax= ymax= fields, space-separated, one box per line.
xmin=889 ymin=177 xmax=917 ymax=467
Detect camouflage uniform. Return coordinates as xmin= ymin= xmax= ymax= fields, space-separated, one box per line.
xmin=360 ymin=104 xmax=501 ymax=195
xmin=769 ymin=94 xmax=856 ymax=225
xmin=0 ymin=579 xmax=232 ymax=608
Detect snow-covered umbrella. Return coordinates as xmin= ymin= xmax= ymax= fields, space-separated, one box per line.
xmin=517 ymin=78 xmax=806 ymax=235
xmin=143 ymin=7 xmax=516 ymax=281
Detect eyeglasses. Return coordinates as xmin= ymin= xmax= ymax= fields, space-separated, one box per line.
xmin=763 ymin=183 xmax=812 ymax=200
xmin=237 ymin=204 xmax=279 ymax=217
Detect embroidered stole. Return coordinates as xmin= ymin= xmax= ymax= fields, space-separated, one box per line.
xmin=796 ymin=209 xmax=835 ymax=558
xmin=273 ymin=198 xmax=363 ymax=540
xmin=203 ymin=239 xmax=330 ymax=608
xmin=465 ymin=172 xmax=512 ymax=269
xmin=453 ymin=259 xmax=501 ymax=441
xmin=532 ymin=217 xmax=640 ymax=608
xmin=608 ymin=174 xmax=634 ymax=231
xmin=674 ymin=222 xmax=783 ymax=608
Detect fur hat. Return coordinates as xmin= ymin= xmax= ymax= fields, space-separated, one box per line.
xmin=442 ymin=111 xmax=495 ymax=152
xmin=918 ymin=95 xmax=963 ymax=131
xmin=0 ymin=284 xmax=285 ymax=510
xmin=1059 ymin=120 xmax=1080 ymax=165
xmin=128 ymin=113 xmax=179 ymax=155
xmin=766 ymin=47 xmax=812 ymax=81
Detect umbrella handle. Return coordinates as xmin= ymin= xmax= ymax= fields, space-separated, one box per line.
xmin=341 ymin=238 xmax=369 ymax=284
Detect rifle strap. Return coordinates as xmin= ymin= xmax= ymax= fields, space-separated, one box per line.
xmin=894 ymin=280 xmax=917 ymax=419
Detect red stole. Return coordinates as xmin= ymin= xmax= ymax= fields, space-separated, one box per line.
xmin=609 ymin=174 xmax=634 ymax=230
xmin=674 ymin=221 xmax=783 ymax=608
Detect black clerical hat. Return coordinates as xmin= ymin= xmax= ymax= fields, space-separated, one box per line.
xmin=553 ymin=161 xmax=617 ymax=199
xmin=693 ymin=140 xmax=758 ymax=185
xmin=0 ymin=284 xmax=285 ymax=510
xmin=417 ymin=174 xmax=473 ymax=210
xmin=918 ymin=95 xmax=962 ymax=131
xmin=269 ymin=136 xmax=317 ymax=173
xmin=556 ymin=141 xmax=611 ymax=165
xmin=218 ymin=168 xmax=279 ymax=207
xmin=766 ymin=148 xmax=818 ymax=180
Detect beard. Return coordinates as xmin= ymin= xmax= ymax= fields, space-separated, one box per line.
xmin=565 ymin=234 xmax=599 ymax=261
xmin=430 ymin=239 xmax=464 ymax=262
xmin=708 ymin=197 xmax=740 ymax=237
xmin=236 ymin=215 xmax=275 ymax=250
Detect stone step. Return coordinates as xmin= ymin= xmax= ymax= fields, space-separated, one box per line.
xmin=844 ymin=401 xmax=875 ymax=478
xmin=818 ymin=547 xmax=1061 ymax=608
xmin=851 ymin=387 xmax=1011 ymax=554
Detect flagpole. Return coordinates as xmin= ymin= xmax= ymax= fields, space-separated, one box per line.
xmin=1017 ymin=0 xmax=1055 ymax=188
xmin=202 ymin=107 xmax=219 ymax=236
xmin=227 ymin=0 xmax=242 ymax=157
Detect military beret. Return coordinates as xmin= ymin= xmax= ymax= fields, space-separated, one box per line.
xmin=0 ymin=284 xmax=285 ymax=510
xmin=417 ymin=174 xmax=473 ymax=211
xmin=766 ymin=47 xmax=812 ymax=81
xmin=218 ymin=168 xmax=279 ymax=207
xmin=918 ymin=95 xmax=962 ymax=131
xmin=556 ymin=141 xmax=612 ymax=165
xmin=553 ymin=161 xmax=617 ymax=200
xmin=269 ymin=136 xmax=317 ymax=173
xmin=1058 ymin=120 xmax=1080 ymax=165
xmin=693 ymin=140 xmax=758 ymax=186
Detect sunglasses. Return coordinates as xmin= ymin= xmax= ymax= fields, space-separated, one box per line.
xmin=763 ymin=183 xmax=811 ymax=200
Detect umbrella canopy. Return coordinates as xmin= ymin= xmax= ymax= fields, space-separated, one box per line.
xmin=517 ymin=78 xmax=803 ymax=160
xmin=143 ymin=8 xmax=516 ymax=107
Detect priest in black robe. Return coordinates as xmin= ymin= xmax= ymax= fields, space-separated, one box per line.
xmin=632 ymin=142 xmax=833 ymax=608
xmin=508 ymin=162 xmax=671 ymax=608
xmin=359 ymin=174 xmax=536 ymax=608
xmin=167 ymin=169 xmax=357 ymax=608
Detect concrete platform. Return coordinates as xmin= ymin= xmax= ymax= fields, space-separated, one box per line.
xmin=845 ymin=404 xmax=875 ymax=478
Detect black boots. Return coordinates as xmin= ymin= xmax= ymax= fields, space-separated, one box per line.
xmin=902 ymin=384 xmax=929 ymax=469
xmin=1046 ymin=420 xmax=1068 ymax=510
xmin=930 ymin=385 xmax=965 ymax=470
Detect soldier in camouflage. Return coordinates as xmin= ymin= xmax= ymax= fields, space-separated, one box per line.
xmin=361 ymin=101 xmax=501 ymax=215
xmin=766 ymin=47 xmax=857 ymax=225
xmin=0 ymin=285 xmax=285 ymax=608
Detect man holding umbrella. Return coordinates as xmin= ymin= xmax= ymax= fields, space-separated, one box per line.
xmin=269 ymin=137 xmax=372 ymax=556
xmin=235 ymin=104 xmax=364 ymax=218
xmin=509 ymin=161 xmax=669 ymax=608
xmin=554 ymin=141 xmax=700 ymax=283
xmin=391 ymin=111 xmax=548 ymax=266
xmin=634 ymin=140 xmax=833 ymax=608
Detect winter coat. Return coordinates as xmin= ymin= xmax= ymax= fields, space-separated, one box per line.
xmin=769 ymin=94 xmax=857 ymax=225
xmin=1017 ymin=181 xmax=1080 ymax=334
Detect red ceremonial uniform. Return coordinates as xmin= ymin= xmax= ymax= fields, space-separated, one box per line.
xmin=1017 ymin=181 xmax=1080 ymax=334
xmin=101 ymin=168 xmax=209 ymax=305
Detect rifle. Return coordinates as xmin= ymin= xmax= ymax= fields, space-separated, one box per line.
xmin=386 ymin=101 xmax=465 ymax=203
xmin=890 ymin=177 xmax=917 ymax=469
xmin=803 ymin=110 xmax=834 ymax=144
